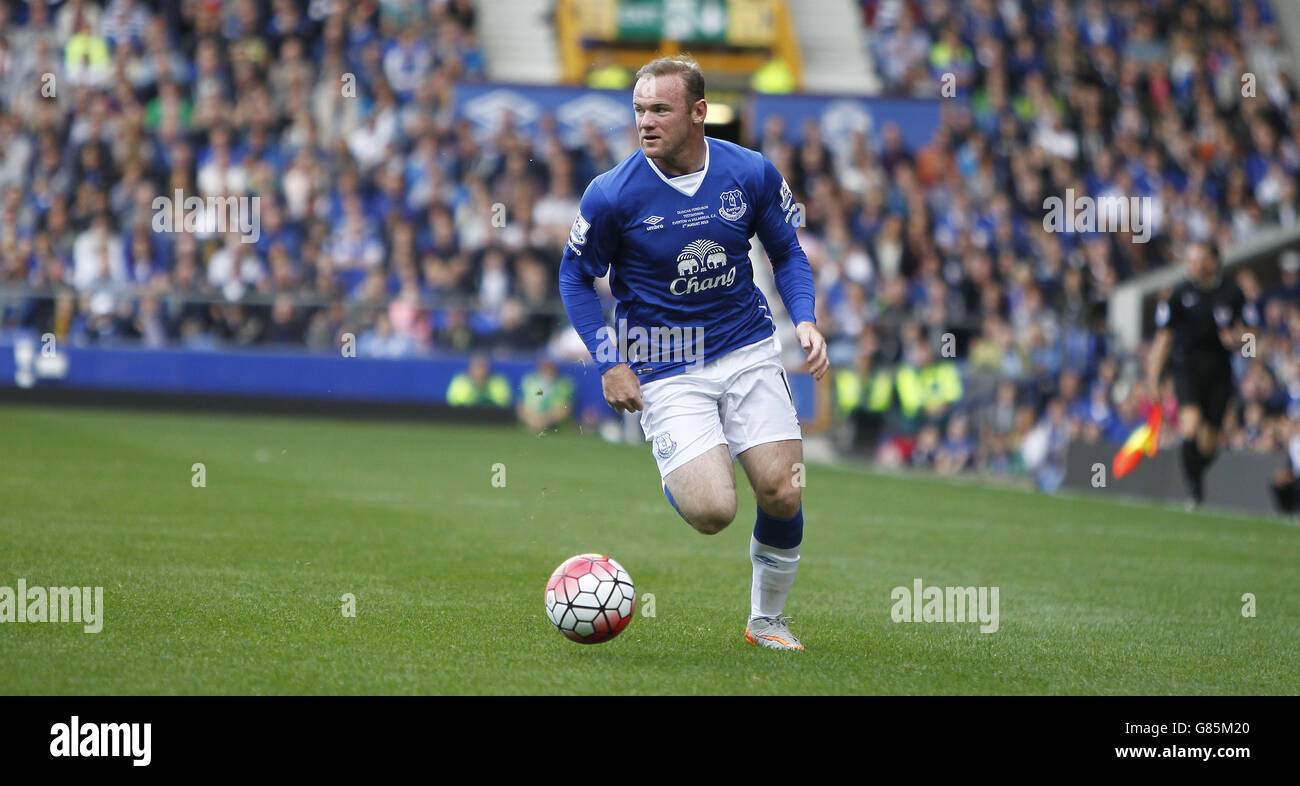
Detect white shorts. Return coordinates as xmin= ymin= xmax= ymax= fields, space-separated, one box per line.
xmin=638 ymin=336 xmax=802 ymax=479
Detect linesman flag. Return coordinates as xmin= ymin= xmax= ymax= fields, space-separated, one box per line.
xmin=1113 ymin=407 xmax=1163 ymax=479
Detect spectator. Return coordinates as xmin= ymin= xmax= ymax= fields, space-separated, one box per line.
xmin=64 ymin=14 xmax=112 ymax=89
xmin=586 ymin=50 xmax=631 ymax=90
xmin=517 ymin=356 xmax=575 ymax=431
xmin=1021 ymin=397 xmax=1073 ymax=491
xmin=447 ymin=354 xmax=511 ymax=407
xmin=935 ymin=413 xmax=975 ymax=474
xmin=358 ymin=312 xmax=415 ymax=358
xmin=1270 ymin=419 xmax=1300 ymax=514
xmin=894 ymin=336 xmax=963 ymax=426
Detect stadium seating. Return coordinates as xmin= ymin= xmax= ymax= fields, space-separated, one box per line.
xmin=0 ymin=0 xmax=1297 ymax=494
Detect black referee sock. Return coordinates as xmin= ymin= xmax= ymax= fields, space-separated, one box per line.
xmin=1181 ymin=438 xmax=1204 ymax=503
xmin=1180 ymin=438 xmax=1201 ymax=474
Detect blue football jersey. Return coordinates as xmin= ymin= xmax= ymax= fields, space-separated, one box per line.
xmin=558 ymin=137 xmax=816 ymax=383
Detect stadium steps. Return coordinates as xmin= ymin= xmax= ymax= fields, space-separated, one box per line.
xmin=478 ymin=0 xmax=562 ymax=84
xmin=788 ymin=0 xmax=881 ymax=94
xmin=1275 ymin=1 xmax=1300 ymax=85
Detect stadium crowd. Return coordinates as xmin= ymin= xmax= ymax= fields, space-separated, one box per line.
xmin=0 ymin=0 xmax=1297 ymax=492
xmin=840 ymin=0 xmax=1300 ymax=488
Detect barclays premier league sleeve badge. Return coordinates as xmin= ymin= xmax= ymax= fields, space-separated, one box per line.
xmin=567 ymin=212 xmax=590 ymax=254
xmin=569 ymin=213 xmax=590 ymax=244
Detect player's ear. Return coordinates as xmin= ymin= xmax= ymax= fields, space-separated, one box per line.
xmin=693 ymin=98 xmax=707 ymax=125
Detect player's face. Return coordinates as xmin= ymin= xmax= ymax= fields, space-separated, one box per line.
xmin=1186 ymin=244 xmax=1216 ymax=284
xmin=633 ymin=75 xmax=697 ymax=161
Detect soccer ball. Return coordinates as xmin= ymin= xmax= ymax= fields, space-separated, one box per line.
xmin=544 ymin=553 xmax=636 ymax=644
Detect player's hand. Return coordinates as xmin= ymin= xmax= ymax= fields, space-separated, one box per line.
xmin=601 ymin=364 xmax=644 ymax=413
xmin=796 ymin=321 xmax=829 ymax=381
xmin=1219 ymin=327 xmax=1236 ymax=352
xmin=1145 ymin=372 xmax=1164 ymax=401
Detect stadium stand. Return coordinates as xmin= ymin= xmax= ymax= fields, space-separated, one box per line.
xmin=0 ymin=0 xmax=1297 ymax=495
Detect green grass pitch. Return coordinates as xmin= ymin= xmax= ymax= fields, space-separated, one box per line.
xmin=1 ymin=403 xmax=1296 ymax=695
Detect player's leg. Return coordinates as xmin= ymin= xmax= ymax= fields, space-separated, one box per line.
xmin=1184 ymin=370 xmax=1231 ymax=505
xmin=662 ymin=445 xmax=737 ymax=534
xmin=639 ymin=371 xmax=736 ymax=534
xmin=1196 ymin=421 xmax=1220 ymax=469
xmin=1174 ymin=370 xmax=1209 ymax=504
xmin=1177 ymin=406 xmax=1207 ymax=504
xmin=736 ymin=438 xmax=804 ymax=648
xmin=719 ymin=339 xmax=806 ymax=650
xmin=1196 ymin=372 xmax=1231 ymax=468
xmin=737 ymin=438 xmax=803 ymax=518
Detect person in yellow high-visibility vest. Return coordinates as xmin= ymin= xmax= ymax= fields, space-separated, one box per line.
xmin=921 ymin=362 xmax=962 ymax=417
xmin=835 ymin=352 xmax=895 ymax=452
xmin=517 ymin=355 xmax=575 ymax=430
xmin=587 ymin=50 xmax=632 ymax=90
xmin=447 ymin=355 xmax=512 ymax=407
xmin=835 ymin=364 xmax=896 ymax=414
xmin=835 ymin=366 xmax=863 ymax=417
xmin=65 ymin=21 xmax=112 ymax=88
xmin=752 ymin=57 xmax=796 ymax=94
xmin=866 ymin=366 xmax=895 ymax=413
xmin=895 ymin=340 xmax=963 ymax=423
xmin=895 ymin=362 xmax=923 ymax=420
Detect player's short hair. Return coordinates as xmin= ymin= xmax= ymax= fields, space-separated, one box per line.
xmin=1190 ymin=239 xmax=1222 ymax=265
xmin=634 ymin=55 xmax=705 ymax=109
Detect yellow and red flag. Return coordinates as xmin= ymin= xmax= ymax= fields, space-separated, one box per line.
xmin=1113 ymin=407 xmax=1162 ymax=479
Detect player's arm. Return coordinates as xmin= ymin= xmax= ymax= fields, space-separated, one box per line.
xmin=557 ymin=183 xmax=643 ymax=413
xmin=753 ymin=157 xmax=828 ymax=380
xmin=1146 ymin=297 xmax=1174 ymax=393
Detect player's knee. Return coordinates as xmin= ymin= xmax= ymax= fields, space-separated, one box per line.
xmin=687 ymin=500 xmax=736 ymax=534
xmin=689 ymin=516 xmax=730 ymax=535
xmin=756 ymin=482 xmax=801 ymax=520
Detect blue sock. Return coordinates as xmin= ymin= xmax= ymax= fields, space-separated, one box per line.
xmin=753 ymin=505 xmax=803 ymax=549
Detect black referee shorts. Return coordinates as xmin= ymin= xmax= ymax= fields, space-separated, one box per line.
xmin=1173 ymin=364 xmax=1234 ymax=429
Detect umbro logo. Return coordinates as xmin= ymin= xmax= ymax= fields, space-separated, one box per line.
xmin=643 ymin=215 xmax=664 ymax=230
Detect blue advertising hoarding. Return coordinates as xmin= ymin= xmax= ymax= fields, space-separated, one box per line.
xmin=0 ymin=336 xmax=818 ymax=423
xmin=455 ymin=81 xmax=946 ymax=155
xmin=750 ymin=94 xmax=945 ymax=153
xmin=454 ymin=82 xmax=635 ymax=148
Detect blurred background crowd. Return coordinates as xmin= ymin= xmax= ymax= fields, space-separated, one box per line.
xmin=0 ymin=0 xmax=1297 ymax=490
xmin=840 ymin=0 xmax=1300 ymax=488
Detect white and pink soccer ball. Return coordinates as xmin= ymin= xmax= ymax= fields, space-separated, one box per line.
xmin=544 ymin=553 xmax=636 ymax=644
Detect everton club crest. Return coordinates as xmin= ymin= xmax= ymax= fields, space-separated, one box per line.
xmin=654 ymin=432 xmax=677 ymax=459
xmin=718 ymin=189 xmax=746 ymax=222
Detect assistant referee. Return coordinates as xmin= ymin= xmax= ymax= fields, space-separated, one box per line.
xmin=1145 ymin=241 xmax=1255 ymax=507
